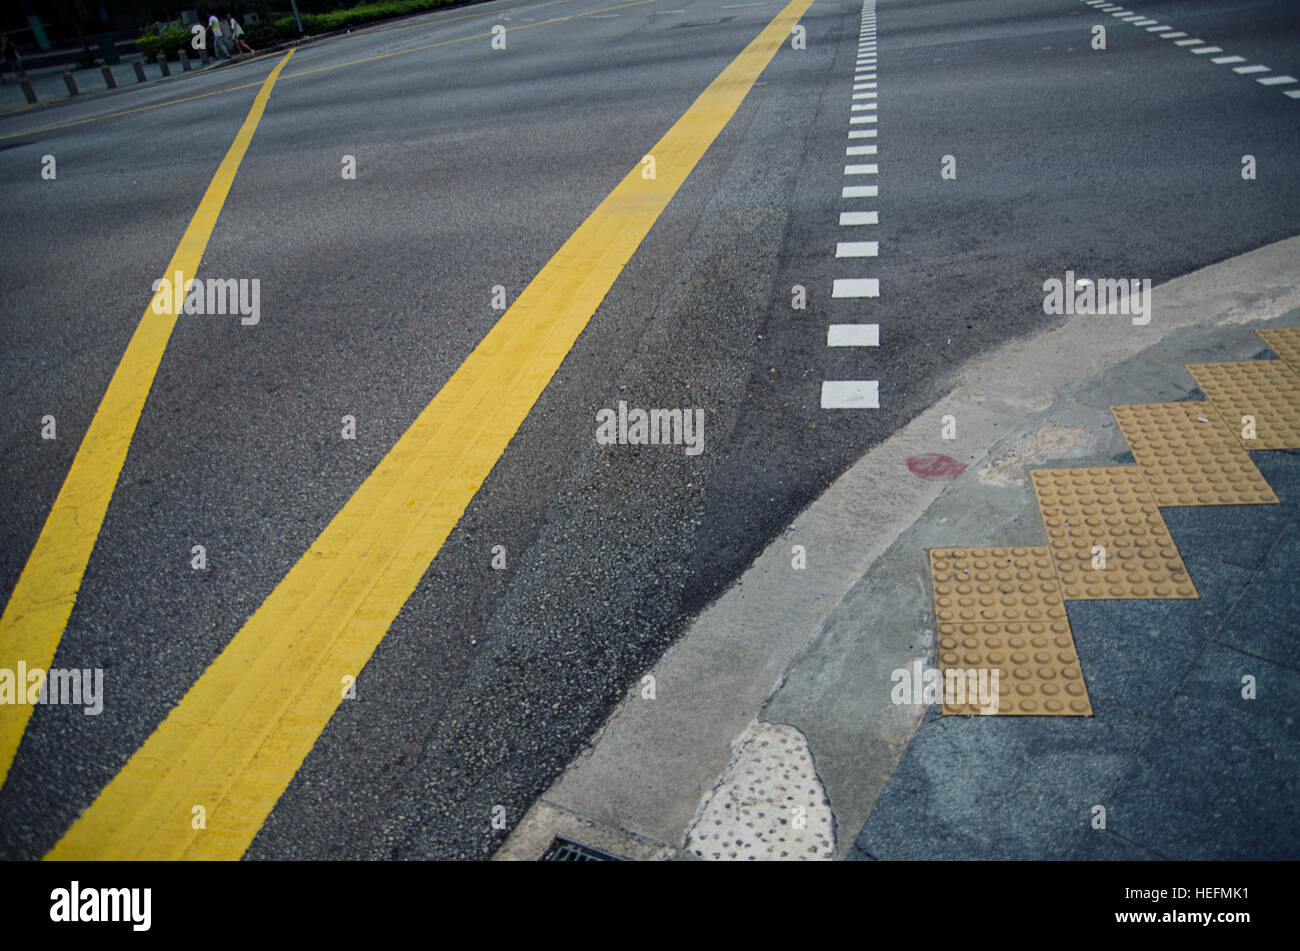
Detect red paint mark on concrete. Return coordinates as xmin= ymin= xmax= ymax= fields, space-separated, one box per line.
xmin=907 ymin=454 xmax=967 ymax=479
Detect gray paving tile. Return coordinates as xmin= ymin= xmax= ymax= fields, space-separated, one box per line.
xmin=1104 ymin=645 xmax=1300 ymax=859
xmin=853 ymin=700 xmax=1150 ymax=860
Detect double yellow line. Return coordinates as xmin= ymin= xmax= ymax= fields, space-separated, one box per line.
xmin=3 ymin=0 xmax=817 ymax=859
xmin=0 ymin=49 xmax=295 ymax=791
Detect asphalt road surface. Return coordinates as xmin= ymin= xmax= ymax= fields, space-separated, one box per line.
xmin=0 ymin=0 xmax=1296 ymax=859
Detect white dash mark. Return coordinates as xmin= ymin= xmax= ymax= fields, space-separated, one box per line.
xmin=821 ymin=381 xmax=879 ymax=409
xmin=828 ymin=324 xmax=880 ymax=347
xmin=836 ymin=241 xmax=878 ymax=257
xmin=832 ymin=278 xmax=879 ymax=297
xmin=839 ymin=211 xmax=879 ymax=226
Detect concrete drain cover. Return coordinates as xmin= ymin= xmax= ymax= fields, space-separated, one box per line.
xmin=684 ymin=721 xmax=834 ymax=861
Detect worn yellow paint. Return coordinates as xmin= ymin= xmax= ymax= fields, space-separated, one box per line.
xmin=0 ymin=51 xmax=295 ymax=789
xmin=47 ymin=0 xmax=816 ymax=860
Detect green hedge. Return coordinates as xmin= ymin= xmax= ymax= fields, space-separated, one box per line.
xmin=136 ymin=21 xmax=194 ymax=60
xmin=242 ymin=16 xmax=301 ymax=48
xmin=299 ymin=0 xmax=462 ymax=31
xmin=144 ymin=1 xmax=470 ymax=56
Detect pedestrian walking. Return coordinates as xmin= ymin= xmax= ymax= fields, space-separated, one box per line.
xmin=207 ymin=11 xmax=230 ymax=59
xmin=227 ymin=13 xmax=254 ymax=55
xmin=0 ymin=33 xmax=21 ymax=83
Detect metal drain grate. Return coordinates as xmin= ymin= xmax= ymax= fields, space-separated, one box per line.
xmin=539 ymin=836 xmax=626 ymax=862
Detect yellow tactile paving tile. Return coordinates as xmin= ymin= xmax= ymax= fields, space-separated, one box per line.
xmin=1186 ymin=361 xmax=1300 ymax=450
xmin=1111 ymin=402 xmax=1278 ymax=507
xmin=1258 ymin=327 xmax=1300 ymax=374
xmin=936 ymin=620 xmax=1092 ymax=717
xmin=1032 ymin=467 xmax=1198 ymax=600
xmin=929 ymin=547 xmax=1067 ymax=624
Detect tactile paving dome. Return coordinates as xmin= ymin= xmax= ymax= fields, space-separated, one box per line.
xmin=1186 ymin=361 xmax=1300 ymax=450
xmin=1111 ymin=402 xmax=1278 ymax=506
xmin=936 ymin=619 xmax=1092 ymax=716
xmin=921 ymin=335 xmax=1300 ymax=718
xmin=1258 ymin=327 xmax=1300 ymax=374
xmin=929 ymin=547 xmax=1066 ymax=624
xmin=1032 ymin=467 xmax=1197 ymax=600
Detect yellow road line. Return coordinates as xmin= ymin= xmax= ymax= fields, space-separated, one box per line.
xmin=0 ymin=51 xmax=295 ymax=790
xmin=47 ymin=0 xmax=816 ymax=860
xmin=0 ymin=0 xmax=647 ymax=143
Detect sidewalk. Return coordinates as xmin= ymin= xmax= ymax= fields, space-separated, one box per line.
xmin=0 ymin=4 xmax=470 ymax=112
xmin=0 ymin=52 xmax=255 ymax=110
xmin=846 ymin=324 xmax=1300 ymax=860
xmin=497 ymin=236 xmax=1300 ymax=861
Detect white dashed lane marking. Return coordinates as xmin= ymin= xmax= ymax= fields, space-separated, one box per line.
xmin=831 ymin=277 xmax=879 ymax=298
xmin=839 ymin=211 xmax=879 ymax=226
xmin=821 ymin=382 xmax=879 ymax=409
xmin=836 ymin=241 xmax=878 ymax=257
xmin=1076 ymin=1 xmax=1296 ymax=102
xmin=822 ymin=0 xmax=881 ymax=412
xmin=821 ymin=3 xmax=883 ymax=413
xmin=827 ymin=324 xmax=880 ymax=347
